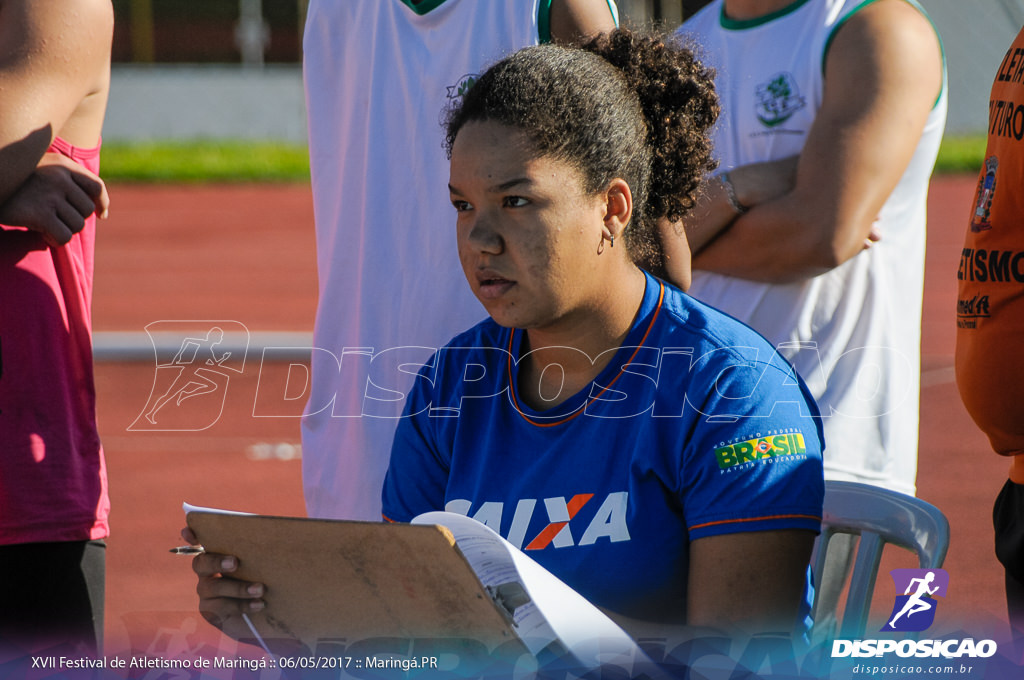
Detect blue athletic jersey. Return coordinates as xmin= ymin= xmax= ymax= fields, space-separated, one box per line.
xmin=383 ymin=271 xmax=825 ymax=622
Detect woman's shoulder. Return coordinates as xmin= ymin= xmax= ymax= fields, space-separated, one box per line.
xmin=656 ymin=278 xmax=824 ymax=425
xmin=658 ymin=280 xmax=782 ymax=362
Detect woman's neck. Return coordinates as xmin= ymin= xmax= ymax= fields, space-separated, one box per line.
xmin=518 ymin=265 xmax=647 ymax=410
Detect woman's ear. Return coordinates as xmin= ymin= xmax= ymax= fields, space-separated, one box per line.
xmin=602 ymin=178 xmax=633 ymax=243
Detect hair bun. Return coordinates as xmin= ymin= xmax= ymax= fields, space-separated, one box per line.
xmin=584 ymin=29 xmax=720 ymax=228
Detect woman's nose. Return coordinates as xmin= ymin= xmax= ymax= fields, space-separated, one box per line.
xmin=465 ymin=214 xmax=503 ymax=255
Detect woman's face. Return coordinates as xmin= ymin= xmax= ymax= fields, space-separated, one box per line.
xmin=449 ymin=121 xmax=612 ymax=333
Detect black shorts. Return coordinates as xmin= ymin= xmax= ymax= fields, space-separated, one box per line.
xmin=994 ymin=478 xmax=1024 ymax=582
xmin=0 ymin=539 xmax=106 ymax=656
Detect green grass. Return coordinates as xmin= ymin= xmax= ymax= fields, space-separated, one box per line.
xmin=934 ymin=134 xmax=987 ymax=175
xmin=99 ymin=134 xmax=987 ymax=183
xmin=100 ymin=141 xmax=310 ymax=183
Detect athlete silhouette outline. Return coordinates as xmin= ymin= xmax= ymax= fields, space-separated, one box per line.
xmin=144 ymin=328 xmax=232 ymax=425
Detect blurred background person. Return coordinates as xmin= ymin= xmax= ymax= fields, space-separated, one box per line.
xmin=0 ymin=0 xmax=113 ymax=657
xmin=674 ymin=0 xmax=946 ymax=635
xmin=956 ymin=24 xmax=1024 ymax=649
xmin=677 ymin=0 xmax=945 ymax=497
xmin=301 ymin=0 xmax=619 ymax=522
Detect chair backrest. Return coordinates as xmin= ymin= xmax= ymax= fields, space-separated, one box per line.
xmin=811 ymin=480 xmax=950 ymax=639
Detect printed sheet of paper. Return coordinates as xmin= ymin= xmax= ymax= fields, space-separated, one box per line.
xmin=412 ymin=511 xmax=652 ymax=670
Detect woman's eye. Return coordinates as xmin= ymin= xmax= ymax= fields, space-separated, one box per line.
xmin=451 ymin=200 xmax=472 ymax=212
xmin=504 ymin=196 xmax=529 ymax=208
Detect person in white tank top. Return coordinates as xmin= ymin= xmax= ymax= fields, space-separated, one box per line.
xmin=674 ymin=0 xmax=945 ymax=639
xmin=674 ymin=0 xmax=946 ymax=497
xmin=301 ymin=0 xmax=618 ymax=521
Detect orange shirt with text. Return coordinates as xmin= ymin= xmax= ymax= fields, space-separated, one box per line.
xmin=956 ymin=26 xmax=1024 ymax=469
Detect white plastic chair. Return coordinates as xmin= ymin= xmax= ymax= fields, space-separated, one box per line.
xmin=810 ymin=480 xmax=951 ymax=639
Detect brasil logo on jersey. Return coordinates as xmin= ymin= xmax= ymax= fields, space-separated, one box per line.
xmin=755 ymin=72 xmax=806 ymax=128
xmin=714 ymin=431 xmax=808 ymax=471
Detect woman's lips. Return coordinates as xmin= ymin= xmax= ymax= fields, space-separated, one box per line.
xmin=476 ymin=271 xmax=516 ymax=300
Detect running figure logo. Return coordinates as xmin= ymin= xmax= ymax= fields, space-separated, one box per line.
xmin=882 ymin=568 xmax=949 ymax=632
xmin=130 ymin=321 xmax=249 ymax=431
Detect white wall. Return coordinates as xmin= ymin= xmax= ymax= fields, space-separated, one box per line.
xmin=103 ymin=65 xmax=306 ymax=143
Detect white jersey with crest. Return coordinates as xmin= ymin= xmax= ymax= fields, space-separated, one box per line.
xmin=302 ymin=0 xmax=586 ymax=520
xmin=678 ymin=0 xmax=947 ymax=494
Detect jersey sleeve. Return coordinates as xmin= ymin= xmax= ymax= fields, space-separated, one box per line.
xmin=680 ymin=349 xmax=825 ymax=541
xmin=381 ymin=355 xmax=451 ymax=523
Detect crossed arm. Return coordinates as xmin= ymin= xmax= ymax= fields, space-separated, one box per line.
xmin=549 ymin=0 xmax=618 ymax=44
xmin=670 ymin=0 xmax=943 ymax=285
xmin=0 ymin=0 xmax=113 ymax=245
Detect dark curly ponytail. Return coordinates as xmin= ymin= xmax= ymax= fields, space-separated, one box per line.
xmin=444 ymin=27 xmax=719 ymax=270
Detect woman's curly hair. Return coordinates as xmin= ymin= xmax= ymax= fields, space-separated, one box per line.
xmin=444 ymin=27 xmax=719 ymax=271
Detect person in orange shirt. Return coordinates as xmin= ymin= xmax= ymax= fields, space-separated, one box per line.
xmin=956 ymin=24 xmax=1024 ymax=644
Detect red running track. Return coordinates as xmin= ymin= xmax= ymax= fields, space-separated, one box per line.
xmin=86 ymin=177 xmax=1009 ymax=659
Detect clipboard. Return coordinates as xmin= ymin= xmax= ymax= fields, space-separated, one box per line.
xmin=185 ymin=509 xmax=528 ymax=652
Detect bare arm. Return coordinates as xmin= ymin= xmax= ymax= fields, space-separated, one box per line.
xmin=681 ymin=156 xmax=800 ymax=254
xmin=0 ymin=0 xmax=112 ymax=201
xmin=0 ymin=0 xmax=112 ymax=242
xmin=0 ymin=152 xmax=109 ymax=245
xmin=659 ymin=157 xmax=797 ymax=289
xmin=550 ymin=0 xmax=617 ymax=45
xmin=687 ymin=530 xmax=816 ymax=635
xmin=689 ymin=0 xmax=942 ymax=283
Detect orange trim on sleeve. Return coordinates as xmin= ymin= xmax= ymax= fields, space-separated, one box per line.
xmin=689 ymin=513 xmax=822 ymax=533
xmin=382 ymin=514 xmax=397 ymax=523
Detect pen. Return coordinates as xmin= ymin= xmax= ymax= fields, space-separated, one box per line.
xmin=169 ymin=545 xmax=205 ymax=555
xmin=243 ymin=613 xmax=275 ymax=660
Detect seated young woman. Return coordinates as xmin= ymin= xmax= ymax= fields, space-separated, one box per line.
xmin=190 ymin=28 xmax=825 ymax=643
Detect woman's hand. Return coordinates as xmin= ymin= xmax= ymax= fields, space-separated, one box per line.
xmin=181 ymin=527 xmax=266 ymax=642
xmin=0 ymin=152 xmax=109 ymax=246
